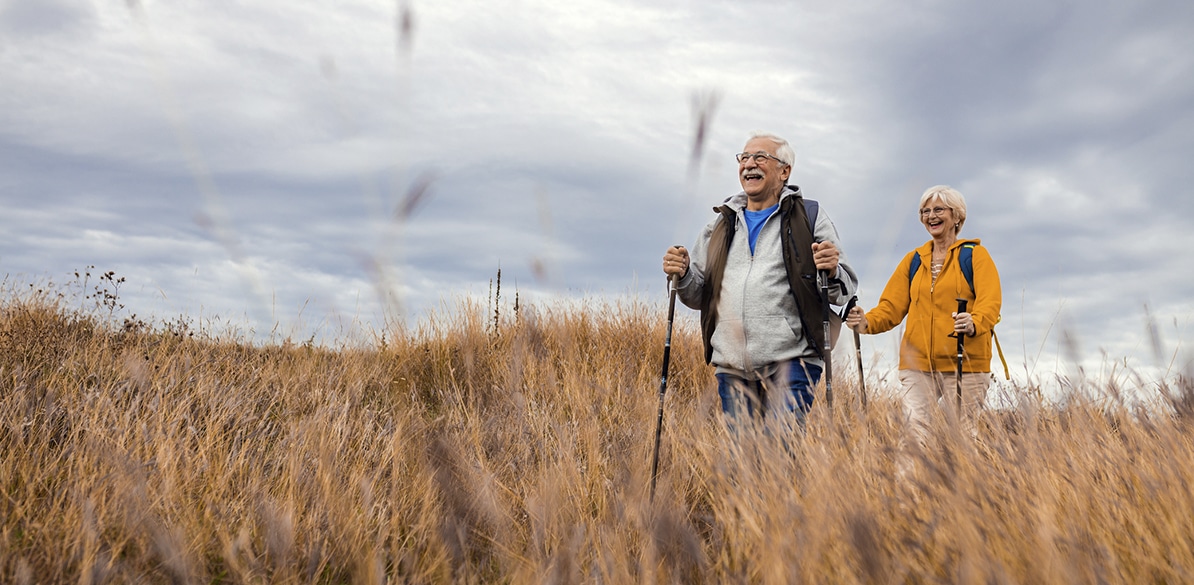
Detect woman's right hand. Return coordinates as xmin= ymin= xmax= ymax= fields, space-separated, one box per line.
xmin=845 ymin=305 xmax=868 ymax=333
xmin=662 ymin=246 xmax=689 ymax=278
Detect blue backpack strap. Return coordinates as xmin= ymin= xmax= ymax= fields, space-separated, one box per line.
xmin=803 ymin=198 xmax=818 ymax=232
xmin=958 ymin=243 xmax=976 ymax=294
xmin=803 ymin=197 xmax=849 ymax=297
xmin=908 ymin=252 xmax=922 ymax=283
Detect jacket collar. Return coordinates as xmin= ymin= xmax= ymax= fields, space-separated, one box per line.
xmin=916 ymin=237 xmax=983 ymax=255
xmin=717 ymin=184 xmax=802 ymax=213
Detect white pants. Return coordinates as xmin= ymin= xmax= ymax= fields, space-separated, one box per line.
xmin=898 ymin=370 xmax=990 ymax=446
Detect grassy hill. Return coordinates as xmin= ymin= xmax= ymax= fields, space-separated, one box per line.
xmin=2 ymin=276 xmax=1192 ymax=583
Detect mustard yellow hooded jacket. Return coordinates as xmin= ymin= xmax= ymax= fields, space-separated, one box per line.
xmin=864 ymin=238 xmax=1001 ymax=373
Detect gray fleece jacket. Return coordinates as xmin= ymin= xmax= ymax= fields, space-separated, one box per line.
xmin=676 ymin=187 xmax=858 ymax=375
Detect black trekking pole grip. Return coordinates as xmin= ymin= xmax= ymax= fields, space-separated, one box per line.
xmin=954 ymin=298 xmax=968 ymax=412
xmin=844 ymin=296 xmax=867 ymax=409
xmin=819 ymin=269 xmax=833 ymax=412
xmin=649 ymin=272 xmax=680 ymax=503
xmin=854 ymin=329 xmax=866 ymax=408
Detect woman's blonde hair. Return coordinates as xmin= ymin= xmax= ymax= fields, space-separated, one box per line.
xmin=919 ymin=185 xmax=967 ymax=234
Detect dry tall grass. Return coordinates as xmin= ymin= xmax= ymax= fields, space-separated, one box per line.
xmin=2 ymin=276 xmax=1193 ymax=584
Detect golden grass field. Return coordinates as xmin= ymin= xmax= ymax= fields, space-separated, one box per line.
xmin=2 ymin=273 xmax=1193 ymax=584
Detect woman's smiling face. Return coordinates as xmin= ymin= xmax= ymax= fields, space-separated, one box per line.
xmin=920 ymin=197 xmax=954 ymax=238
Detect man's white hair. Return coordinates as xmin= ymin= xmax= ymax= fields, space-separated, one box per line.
xmin=747 ymin=131 xmax=795 ymax=167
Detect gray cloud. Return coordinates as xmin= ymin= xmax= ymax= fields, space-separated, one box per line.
xmin=0 ymin=0 xmax=95 ymax=38
xmin=2 ymin=0 xmax=1191 ymax=385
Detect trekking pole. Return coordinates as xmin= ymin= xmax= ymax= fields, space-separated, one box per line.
xmin=953 ymin=298 xmax=968 ymax=412
xmin=649 ymin=271 xmax=680 ymax=503
xmin=844 ymin=296 xmax=867 ymax=408
xmin=819 ymin=270 xmax=833 ymax=412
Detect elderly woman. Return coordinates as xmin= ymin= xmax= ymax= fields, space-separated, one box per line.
xmin=846 ymin=185 xmax=1001 ymax=443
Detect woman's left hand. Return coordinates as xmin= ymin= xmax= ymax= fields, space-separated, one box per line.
xmin=952 ymin=311 xmax=977 ymax=336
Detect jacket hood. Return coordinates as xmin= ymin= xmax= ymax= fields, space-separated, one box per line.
xmin=716 ymin=184 xmax=802 ymax=213
xmin=915 ymin=237 xmax=982 ymax=255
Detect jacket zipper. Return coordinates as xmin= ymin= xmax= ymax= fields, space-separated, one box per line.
xmin=741 ymin=207 xmax=777 ymax=372
xmin=740 ymin=215 xmax=753 ymax=371
xmin=928 ymin=248 xmax=954 ymax=373
xmin=927 ymin=252 xmax=935 ymax=373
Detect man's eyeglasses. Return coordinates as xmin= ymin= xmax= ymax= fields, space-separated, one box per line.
xmin=920 ymin=206 xmax=950 ymax=217
xmin=736 ymin=152 xmax=787 ymax=165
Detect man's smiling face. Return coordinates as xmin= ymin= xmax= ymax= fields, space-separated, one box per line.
xmin=738 ymin=137 xmax=791 ymax=207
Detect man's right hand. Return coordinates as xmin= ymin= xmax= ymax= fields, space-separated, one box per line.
xmin=845 ymin=305 xmax=868 ymax=334
xmin=662 ymin=246 xmax=689 ymax=278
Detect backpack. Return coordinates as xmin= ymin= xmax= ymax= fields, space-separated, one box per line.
xmin=908 ymin=243 xmax=1009 ymax=379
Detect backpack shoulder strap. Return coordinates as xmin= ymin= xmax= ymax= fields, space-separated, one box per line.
xmin=908 ymin=252 xmax=922 ymax=283
xmin=958 ymin=243 xmax=976 ymax=294
xmin=802 ymin=198 xmax=818 ymax=233
xmin=779 ymin=192 xmax=833 ymax=357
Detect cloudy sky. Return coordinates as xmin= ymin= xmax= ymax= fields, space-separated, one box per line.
xmin=2 ymin=0 xmax=1192 ymax=388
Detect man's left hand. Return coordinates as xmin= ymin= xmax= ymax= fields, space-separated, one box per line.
xmin=811 ymin=241 xmax=839 ymax=276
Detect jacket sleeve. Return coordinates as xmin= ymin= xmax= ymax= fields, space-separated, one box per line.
xmin=968 ymin=244 xmax=1002 ymax=337
xmin=864 ymin=251 xmax=915 ymax=334
xmin=675 ymin=217 xmax=716 ymax=310
xmin=813 ymin=208 xmax=858 ymax=305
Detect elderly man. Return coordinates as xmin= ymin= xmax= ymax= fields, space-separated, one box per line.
xmin=662 ymin=131 xmax=857 ymax=428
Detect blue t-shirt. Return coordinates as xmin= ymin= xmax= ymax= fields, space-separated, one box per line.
xmin=743 ymin=203 xmax=778 ymax=254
